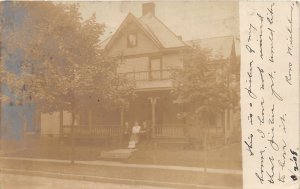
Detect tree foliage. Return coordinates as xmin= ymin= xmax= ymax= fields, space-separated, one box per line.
xmin=1 ymin=2 xmax=134 ymax=113
xmin=172 ymin=46 xmax=239 ymax=126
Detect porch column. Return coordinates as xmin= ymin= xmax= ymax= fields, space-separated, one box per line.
xmin=59 ymin=109 xmax=63 ymax=137
xmin=224 ymin=109 xmax=230 ymax=144
xmin=148 ymin=97 xmax=159 ymax=138
xmin=120 ymin=106 xmax=125 ymax=142
xmin=88 ymin=110 xmax=92 ymax=128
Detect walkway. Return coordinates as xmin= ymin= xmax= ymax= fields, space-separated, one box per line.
xmin=1 ymin=172 xmax=171 ymax=189
xmin=0 ymin=156 xmax=242 ymax=175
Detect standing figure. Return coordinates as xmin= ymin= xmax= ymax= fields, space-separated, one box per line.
xmin=140 ymin=121 xmax=150 ymax=141
xmin=123 ymin=122 xmax=130 ymax=142
xmin=128 ymin=121 xmax=141 ymax=149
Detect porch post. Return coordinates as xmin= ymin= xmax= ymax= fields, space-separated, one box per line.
xmin=224 ymin=109 xmax=230 ymax=144
xmin=59 ymin=109 xmax=63 ymax=138
xmin=120 ymin=106 xmax=124 ymax=143
xmin=88 ymin=110 xmax=92 ymax=128
xmin=148 ymin=97 xmax=158 ymax=138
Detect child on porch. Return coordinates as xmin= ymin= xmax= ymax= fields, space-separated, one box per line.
xmin=128 ymin=121 xmax=141 ymax=149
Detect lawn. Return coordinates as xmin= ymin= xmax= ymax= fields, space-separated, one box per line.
xmin=127 ymin=142 xmax=242 ymax=170
xmin=0 ymin=136 xmax=242 ymax=170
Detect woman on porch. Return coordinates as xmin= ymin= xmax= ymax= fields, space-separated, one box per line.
xmin=128 ymin=121 xmax=141 ymax=149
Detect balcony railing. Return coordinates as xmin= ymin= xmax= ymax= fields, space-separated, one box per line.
xmin=123 ymin=69 xmax=173 ymax=81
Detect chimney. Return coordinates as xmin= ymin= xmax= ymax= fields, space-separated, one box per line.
xmin=142 ymin=2 xmax=155 ymax=16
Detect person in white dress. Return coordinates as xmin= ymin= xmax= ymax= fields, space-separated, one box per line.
xmin=128 ymin=121 xmax=141 ymax=149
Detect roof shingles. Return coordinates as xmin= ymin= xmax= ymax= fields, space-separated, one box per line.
xmin=138 ymin=13 xmax=186 ymax=48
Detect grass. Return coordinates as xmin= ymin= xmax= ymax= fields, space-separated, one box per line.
xmin=0 ymin=136 xmax=242 ymax=170
xmin=127 ymin=142 xmax=242 ymax=170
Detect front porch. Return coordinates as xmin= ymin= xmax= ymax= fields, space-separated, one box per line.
xmin=43 ymin=89 xmax=238 ymax=148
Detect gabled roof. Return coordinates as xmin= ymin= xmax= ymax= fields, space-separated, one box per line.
xmin=138 ymin=13 xmax=186 ymax=48
xmin=99 ymin=35 xmax=113 ymax=50
xmin=185 ymin=36 xmax=240 ymax=61
xmin=100 ymin=12 xmax=187 ymax=50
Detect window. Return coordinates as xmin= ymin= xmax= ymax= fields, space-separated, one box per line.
xmin=127 ymin=33 xmax=137 ymax=48
xmin=149 ymin=57 xmax=162 ymax=80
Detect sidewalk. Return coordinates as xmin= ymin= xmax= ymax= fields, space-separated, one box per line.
xmin=0 ymin=156 xmax=242 ymax=175
xmin=0 ymin=156 xmax=242 ymax=189
xmin=1 ymin=169 xmax=241 ymax=189
xmin=0 ymin=137 xmax=243 ymax=188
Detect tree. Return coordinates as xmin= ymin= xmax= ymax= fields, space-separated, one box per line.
xmin=1 ymin=2 xmax=134 ymax=163
xmin=173 ymin=47 xmax=237 ymax=125
xmin=172 ymin=45 xmax=239 ymax=172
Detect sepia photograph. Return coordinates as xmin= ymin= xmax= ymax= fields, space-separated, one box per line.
xmin=0 ymin=1 xmax=242 ymax=189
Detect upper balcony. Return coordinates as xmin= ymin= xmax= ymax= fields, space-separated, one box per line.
xmin=121 ymin=69 xmax=174 ymax=90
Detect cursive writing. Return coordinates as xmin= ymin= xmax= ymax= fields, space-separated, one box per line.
xmin=266 ymin=3 xmax=274 ymax=24
xmin=268 ymin=72 xmax=283 ymax=101
xmin=279 ymin=114 xmax=287 ymax=133
xmin=268 ymin=127 xmax=279 ymax=151
xmin=268 ymin=27 xmax=275 ymax=63
xmin=257 ymin=98 xmax=265 ymax=125
xmin=268 ymin=104 xmax=274 ymax=124
xmin=244 ymin=134 xmax=254 ymax=156
xmin=285 ymin=62 xmax=292 ymax=85
xmin=257 ymin=13 xmax=264 ymax=60
xmin=278 ymin=139 xmax=287 ymax=170
xmin=245 ymin=60 xmax=257 ymax=99
xmin=255 ymin=149 xmax=266 ymax=184
xmin=266 ymin=156 xmax=275 ymax=183
xmin=287 ymin=4 xmax=294 ymax=56
xmin=257 ymin=66 xmax=264 ymax=90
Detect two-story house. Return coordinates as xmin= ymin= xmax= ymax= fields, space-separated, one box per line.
xmin=98 ymin=2 xmax=240 ymax=141
xmin=100 ymin=3 xmax=191 ymax=137
xmin=41 ymin=2 xmax=240 ymax=144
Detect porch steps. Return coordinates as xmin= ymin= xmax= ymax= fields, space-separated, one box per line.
xmin=100 ymin=149 xmax=137 ymax=160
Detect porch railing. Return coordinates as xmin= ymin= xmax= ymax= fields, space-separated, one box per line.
xmin=62 ymin=125 xmax=122 ymax=138
xmin=153 ymin=124 xmax=225 ymax=139
xmin=154 ymin=124 xmax=187 ymax=138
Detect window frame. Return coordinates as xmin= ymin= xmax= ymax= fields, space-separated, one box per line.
xmin=127 ymin=32 xmax=138 ymax=48
xmin=149 ymin=56 xmax=162 ymax=80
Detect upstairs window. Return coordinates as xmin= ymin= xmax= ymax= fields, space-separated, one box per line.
xmin=127 ymin=33 xmax=137 ymax=48
xmin=149 ymin=57 xmax=162 ymax=80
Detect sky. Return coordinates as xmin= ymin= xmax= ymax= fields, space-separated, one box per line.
xmin=77 ymin=1 xmax=239 ymax=42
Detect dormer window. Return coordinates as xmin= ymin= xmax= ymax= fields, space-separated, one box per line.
xmin=127 ymin=33 xmax=137 ymax=48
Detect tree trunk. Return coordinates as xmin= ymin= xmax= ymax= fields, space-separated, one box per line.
xmin=70 ymin=111 xmax=75 ymax=164
xmin=59 ymin=109 xmax=63 ymax=142
xmin=204 ymin=126 xmax=208 ymax=173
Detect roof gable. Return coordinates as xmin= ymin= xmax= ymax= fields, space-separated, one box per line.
xmin=101 ymin=13 xmax=163 ymax=51
xmin=100 ymin=13 xmax=187 ymax=51
xmin=138 ymin=13 xmax=186 ymax=48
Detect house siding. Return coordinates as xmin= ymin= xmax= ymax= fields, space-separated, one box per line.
xmin=162 ymin=53 xmax=184 ymax=70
